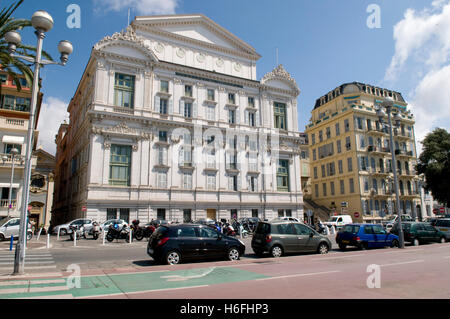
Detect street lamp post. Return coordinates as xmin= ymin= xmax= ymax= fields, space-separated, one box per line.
xmin=377 ymin=97 xmax=405 ymax=249
xmin=4 ymin=10 xmax=73 ymax=275
xmin=6 ymin=148 xmax=20 ymax=217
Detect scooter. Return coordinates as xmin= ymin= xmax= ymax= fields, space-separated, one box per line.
xmin=69 ymin=224 xmax=86 ymax=241
xmin=225 ymin=223 xmax=236 ymax=237
xmin=106 ymin=223 xmax=131 ymax=243
xmin=91 ymin=221 xmax=101 ymax=240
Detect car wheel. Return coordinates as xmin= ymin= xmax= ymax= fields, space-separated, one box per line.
xmin=338 ymin=244 xmax=347 ymax=251
xmin=106 ymin=234 xmax=114 ymax=242
xmin=60 ymin=229 xmax=67 ymax=236
xmin=270 ymin=245 xmax=283 ymax=258
xmin=391 ymin=239 xmax=399 ymax=248
xmin=413 ymin=238 xmax=420 ymax=246
xmin=228 ymin=247 xmax=240 ymax=261
xmin=166 ymin=251 xmax=181 ymax=265
xmin=318 ymin=243 xmax=329 ymax=255
xmin=440 ymin=237 xmax=446 ymax=244
xmin=134 ymin=230 xmax=144 ymax=241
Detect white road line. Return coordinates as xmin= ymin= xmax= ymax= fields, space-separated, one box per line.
xmin=379 ymin=260 xmax=424 ymax=267
xmin=0 ymin=265 xmax=58 ymax=271
xmin=76 ymin=285 xmax=210 ymax=299
xmin=0 ymin=279 xmax=66 ymax=287
xmin=312 ymin=254 xmax=366 ymax=261
xmin=255 ymin=270 xmax=341 ymax=281
xmin=0 ymin=285 xmax=68 ymax=295
xmin=0 ymin=261 xmax=55 ymax=265
xmin=0 ymin=273 xmax=62 ymax=280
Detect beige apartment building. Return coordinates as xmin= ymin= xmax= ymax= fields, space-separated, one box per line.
xmin=305 ymin=82 xmax=422 ymax=224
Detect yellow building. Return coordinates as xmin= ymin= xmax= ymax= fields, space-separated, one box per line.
xmin=305 ymin=82 xmax=421 ymax=224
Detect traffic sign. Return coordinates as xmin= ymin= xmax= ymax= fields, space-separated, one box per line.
xmin=341 ymin=202 xmax=348 ymax=208
xmin=354 ymin=212 xmax=360 ymax=218
xmin=440 ymin=207 xmax=446 ymax=214
xmin=433 ymin=208 xmax=438 ymax=214
xmin=82 ymin=206 xmax=87 ymax=212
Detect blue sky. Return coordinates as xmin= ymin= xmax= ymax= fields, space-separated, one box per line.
xmin=11 ymin=0 xmax=450 ymax=154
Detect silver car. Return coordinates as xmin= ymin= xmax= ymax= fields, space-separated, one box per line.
xmin=53 ymin=218 xmax=94 ymax=236
xmin=0 ymin=217 xmax=33 ymax=241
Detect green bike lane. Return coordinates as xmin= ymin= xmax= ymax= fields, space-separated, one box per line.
xmin=0 ymin=265 xmax=270 ymax=299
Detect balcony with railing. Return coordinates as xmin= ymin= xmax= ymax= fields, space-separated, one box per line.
xmin=0 ymin=199 xmax=16 ymax=209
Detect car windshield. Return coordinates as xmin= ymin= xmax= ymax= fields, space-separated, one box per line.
xmin=0 ymin=218 xmax=11 ymax=227
xmin=255 ymin=223 xmax=270 ymax=235
xmin=330 ymin=217 xmax=338 ymax=222
xmin=343 ymin=225 xmax=360 ymax=234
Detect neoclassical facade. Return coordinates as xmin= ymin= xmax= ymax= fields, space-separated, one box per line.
xmin=52 ymin=14 xmax=304 ymax=224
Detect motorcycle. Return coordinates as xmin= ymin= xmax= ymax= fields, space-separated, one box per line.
xmin=233 ymin=222 xmax=249 ymax=238
xmin=317 ymin=222 xmax=327 ymax=235
xmin=142 ymin=223 xmax=156 ymax=239
xmin=130 ymin=220 xmax=145 ymax=241
xmin=106 ymin=223 xmax=131 ymax=243
xmin=69 ymin=224 xmax=86 ymax=241
xmin=224 ymin=223 xmax=236 ymax=237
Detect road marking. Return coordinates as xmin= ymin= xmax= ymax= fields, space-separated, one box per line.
xmin=312 ymin=254 xmax=366 ymax=261
xmin=0 ymin=279 xmax=65 ymax=287
xmin=0 ymin=285 xmax=68 ymax=295
xmin=379 ymin=260 xmax=424 ymax=267
xmin=75 ymin=284 xmax=210 ymax=299
xmin=0 ymin=261 xmax=54 ymax=265
xmin=255 ymin=270 xmax=341 ymax=281
xmin=0 ymin=265 xmax=57 ymax=271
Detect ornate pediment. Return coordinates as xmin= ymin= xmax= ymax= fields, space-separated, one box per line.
xmin=94 ymin=26 xmax=158 ymax=62
xmin=261 ymin=64 xmax=300 ymax=96
xmin=133 ymin=14 xmax=261 ymax=60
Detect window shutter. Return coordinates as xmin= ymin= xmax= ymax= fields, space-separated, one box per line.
xmin=155 ymin=96 xmax=160 ymax=112
xmin=226 ymin=153 xmax=231 ymax=170
xmin=179 ymin=147 xmax=184 ymax=166
xmin=179 ymin=100 xmax=185 ymax=115
xmin=169 ymin=99 xmax=173 ymax=114
xmin=193 ymin=102 xmax=198 ymax=118
xmin=163 ymin=148 xmax=168 ymax=165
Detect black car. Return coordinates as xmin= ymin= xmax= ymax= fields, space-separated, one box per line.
xmin=147 ymin=224 xmax=246 ymax=265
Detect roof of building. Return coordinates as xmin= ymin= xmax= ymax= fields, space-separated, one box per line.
xmin=314 ymin=82 xmax=406 ymax=110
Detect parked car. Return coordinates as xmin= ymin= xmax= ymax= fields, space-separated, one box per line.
xmin=390 ymin=222 xmax=447 ymax=246
xmin=336 ymin=224 xmax=399 ymax=250
xmin=429 ymin=218 xmax=450 ymax=241
xmin=150 ymin=219 xmax=169 ymax=228
xmin=251 ymin=220 xmax=332 ymax=258
xmin=0 ymin=217 xmax=33 ymax=241
xmin=323 ymin=215 xmax=353 ymax=230
xmin=147 ymin=224 xmax=245 ymax=265
xmin=272 ymin=217 xmax=301 ymax=223
xmin=100 ymin=219 xmax=128 ymax=232
xmin=53 ymin=218 xmax=94 ymax=236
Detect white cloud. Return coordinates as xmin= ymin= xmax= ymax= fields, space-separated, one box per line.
xmin=37 ymin=97 xmax=69 ymax=155
xmin=93 ymin=0 xmax=179 ymax=15
xmin=384 ymin=1 xmax=450 ymax=154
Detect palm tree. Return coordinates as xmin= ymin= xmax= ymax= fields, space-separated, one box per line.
xmin=0 ymin=0 xmax=53 ymax=99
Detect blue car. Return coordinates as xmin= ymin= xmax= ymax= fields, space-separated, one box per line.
xmin=336 ymin=223 xmax=399 ymax=250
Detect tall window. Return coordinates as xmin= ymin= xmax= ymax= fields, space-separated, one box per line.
xmin=228 ymin=93 xmax=236 ymax=104
xmin=207 ymin=174 xmax=216 ymax=190
xmin=330 ymin=181 xmax=335 ymax=196
xmin=160 ymin=80 xmax=169 ymax=93
xmin=274 ymin=102 xmax=287 ymax=130
xmin=349 ymin=178 xmax=355 ymax=193
xmin=114 ymin=73 xmax=135 ymax=108
xmin=277 ymin=159 xmax=290 ymax=192
xmin=248 ymin=97 xmax=255 ymax=107
xmin=346 ymin=136 xmax=351 ymax=151
xmin=347 ymin=158 xmax=353 ymax=172
xmin=4 ymin=144 xmax=22 ymax=154
xmin=335 ymin=123 xmax=340 ymax=136
xmin=182 ymin=172 xmax=193 ymax=189
xmin=157 ymin=172 xmax=167 ymax=188
xmin=109 ymin=145 xmax=132 ymax=186
xmin=184 ymin=102 xmax=192 ymax=118
xmin=229 ymin=109 xmax=236 ymax=124
xmin=337 ymin=140 xmax=342 ymax=153
xmin=185 ymin=85 xmax=193 ymax=97
xmin=207 ymin=89 xmax=215 ymax=101
xmin=206 ymin=105 xmax=215 ymax=121
xmin=248 ymin=112 xmax=256 ymax=127
xmin=344 ymin=119 xmax=350 ymax=132
xmin=340 ymin=180 xmax=345 ymax=195
xmin=160 ymin=98 xmax=168 ymax=114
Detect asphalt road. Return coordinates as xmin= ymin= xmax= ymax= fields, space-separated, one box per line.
xmin=0 ymin=235 xmax=449 ymax=299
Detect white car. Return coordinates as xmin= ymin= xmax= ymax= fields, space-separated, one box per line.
xmin=0 ymin=217 xmax=33 ymax=241
xmin=272 ymin=217 xmax=301 ymax=223
xmin=53 ymin=218 xmax=94 ymax=236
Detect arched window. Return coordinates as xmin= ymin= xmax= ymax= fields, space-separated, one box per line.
xmin=372 ymin=179 xmax=378 ymax=193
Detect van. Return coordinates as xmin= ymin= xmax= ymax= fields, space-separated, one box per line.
xmin=434 ymin=218 xmax=450 ymax=240
xmin=323 ymin=215 xmax=353 ymax=229
xmin=251 ymin=220 xmax=332 ymax=257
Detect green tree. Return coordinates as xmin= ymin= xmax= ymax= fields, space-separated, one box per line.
xmin=0 ymin=0 xmax=53 ymax=92
xmin=417 ymin=128 xmax=450 ymax=207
